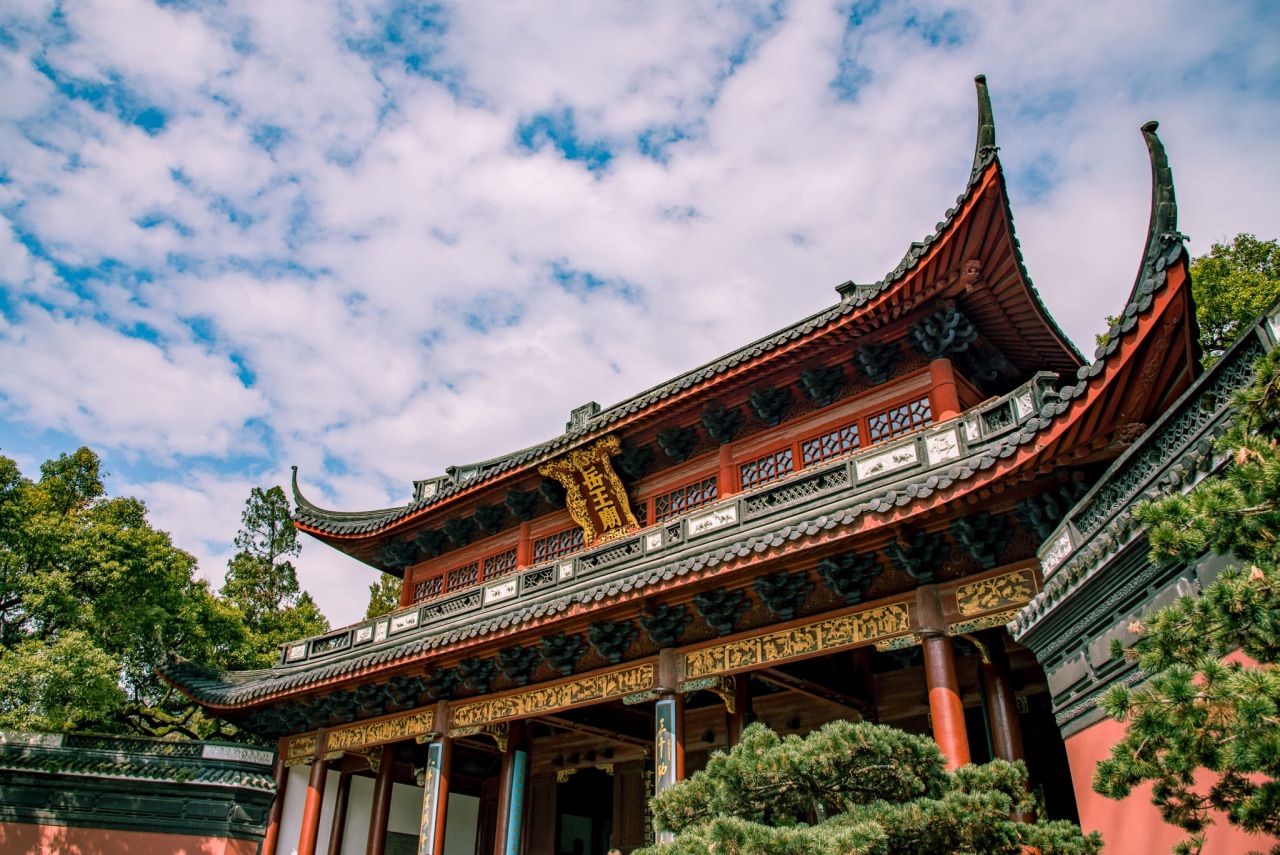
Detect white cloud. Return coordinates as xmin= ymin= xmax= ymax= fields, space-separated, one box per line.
xmin=1 ymin=0 xmax=1278 ymax=629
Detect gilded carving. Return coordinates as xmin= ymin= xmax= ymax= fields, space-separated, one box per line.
xmin=539 ymin=435 xmax=640 ymax=547
xmin=684 ymin=604 xmax=911 ymax=680
xmin=954 ymin=569 xmax=1036 ymax=617
xmin=449 ymin=721 xmax=510 ymax=752
xmin=452 ymin=663 xmax=655 ymax=727
xmin=679 ymin=675 xmax=737 ymax=712
xmin=874 ymin=632 xmax=922 ymax=652
xmin=948 ymin=608 xmax=1024 ymax=636
xmin=325 ymin=708 xmax=435 ymax=754
xmin=286 ymin=734 xmax=317 ymax=761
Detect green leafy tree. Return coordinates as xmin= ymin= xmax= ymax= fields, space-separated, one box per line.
xmin=0 ymin=631 xmax=124 ymax=731
xmin=1191 ymin=234 xmax=1280 ymax=362
xmin=365 ymin=573 xmax=402 ymax=619
xmin=1096 ymin=234 xmax=1280 ymax=361
xmin=0 ymin=448 xmax=249 ymax=738
xmin=640 ymin=720 xmax=1100 ymax=855
xmin=221 ymin=485 xmax=329 ymax=667
xmin=1094 ymin=346 xmax=1280 ymax=854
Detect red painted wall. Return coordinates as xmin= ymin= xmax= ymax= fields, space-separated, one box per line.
xmin=0 ymin=821 xmax=259 ymax=855
xmin=1065 ymin=716 xmax=1278 ymax=854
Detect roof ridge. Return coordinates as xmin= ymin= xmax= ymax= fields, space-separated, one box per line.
xmin=971 ymin=74 xmax=998 ymax=185
xmin=1087 ymin=121 xmax=1192 ymax=365
xmin=290 ymin=76 xmax=1047 ymax=541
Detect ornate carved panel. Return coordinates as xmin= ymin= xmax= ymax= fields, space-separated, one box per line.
xmin=324 ymin=708 xmax=436 ymax=754
xmin=954 ymin=568 xmax=1037 ymax=617
xmin=284 ymin=733 xmax=317 ymax=765
xmin=452 ymin=663 xmax=656 ymax=728
xmin=682 ymin=603 xmax=912 ymax=680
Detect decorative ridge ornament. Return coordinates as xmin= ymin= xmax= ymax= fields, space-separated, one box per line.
xmin=538 ymin=435 xmax=640 ymax=548
xmin=970 ymin=74 xmax=998 ymax=184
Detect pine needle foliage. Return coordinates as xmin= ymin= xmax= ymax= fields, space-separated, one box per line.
xmin=640 ymin=720 xmax=1100 ymax=855
xmin=1093 ymin=346 xmax=1280 ymax=854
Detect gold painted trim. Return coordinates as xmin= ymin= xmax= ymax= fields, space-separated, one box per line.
xmin=452 ymin=662 xmax=655 ymax=728
xmin=449 ymin=721 xmax=510 ymax=752
xmin=874 ymin=632 xmax=922 ymax=652
xmin=325 ymin=708 xmax=436 ymax=754
xmin=284 ymin=733 xmax=318 ymax=762
xmin=683 ymin=603 xmax=912 ymax=680
xmin=954 ymin=568 xmax=1036 ymax=617
xmin=947 ymin=607 xmax=1024 ymax=636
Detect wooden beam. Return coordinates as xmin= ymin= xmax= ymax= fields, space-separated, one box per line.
xmin=755 ymin=667 xmax=876 ymax=720
xmin=537 ymin=714 xmax=652 ymax=749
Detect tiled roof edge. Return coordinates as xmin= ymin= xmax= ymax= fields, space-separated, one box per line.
xmin=291 ymin=76 xmax=1021 ymax=539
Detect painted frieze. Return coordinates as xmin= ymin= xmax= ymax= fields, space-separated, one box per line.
xmin=954 ymin=568 xmax=1037 ymax=617
xmin=452 ymin=663 xmax=655 ymax=728
xmin=683 ymin=603 xmax=912 ymax=680
xmin=325 ymin=708 xmax=436 ymax=755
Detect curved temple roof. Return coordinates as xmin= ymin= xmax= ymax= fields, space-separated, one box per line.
xmin=161 ymin=81 xmax=1203 ymax=721
xmin=292 ymin=75 xmax=1086 ymax=556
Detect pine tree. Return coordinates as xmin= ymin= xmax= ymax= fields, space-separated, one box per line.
xmin=365 ymin=573 xmax=402 ymax=619
xmin=1093 ymin=346 xmax=1280 ymax=854
xmin=639 ymin=720 xmax=1100 ymax=855
xmin=221 ymin=486 xmax=329 ymax=667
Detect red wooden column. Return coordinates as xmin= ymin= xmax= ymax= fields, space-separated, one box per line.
xmin=326 ymin=770 xmax=353 ymax=855
xmin=399 ymin=573 xmax=414 ymax=608
xmin=493 ymin=721 xmax=531 ymax=855
xmin=366 ymin=743 xmax=397 ymax=855
xmin=517 ymin=520 xmax=533 ymax=568
xmin=929 ymin=358 xmax=962 ymax=420
xmin=981 ymin=634 xmax=1024 ymax=763
xmin=260 ymin=750 xmax=290 ymax=855
xmin=917 ymin=586 xmax=970 ymax=769
xmin=419 ymin=702 xmax=454 ymax=855
xmin=718 ymin=445 xmax=738 ymax=498
xmin=726 ymin=675 xmax=753 ymax=746
xmin=297 ymin=756 xmax=330 ymax=855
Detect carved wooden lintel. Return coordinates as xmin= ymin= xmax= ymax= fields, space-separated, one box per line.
xmin=678 ymin=675 xmax=737 ymax=713
xmin=449 ymin=721 xmax=510 ymax=753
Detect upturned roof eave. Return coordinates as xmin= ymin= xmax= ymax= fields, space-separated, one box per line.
xmin=293 ymin=78 xmax=1082 ymax=549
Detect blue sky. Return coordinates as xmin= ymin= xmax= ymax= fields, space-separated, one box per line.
xmin=2 ymin=0 xmax=1278 ymax=627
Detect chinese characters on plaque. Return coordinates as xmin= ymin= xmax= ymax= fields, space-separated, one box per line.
xmin=538 ymin=434 xmax=640 ymax=547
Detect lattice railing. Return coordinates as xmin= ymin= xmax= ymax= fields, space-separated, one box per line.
xmin=653 ymin=476 xmax=718 ymax=524
xmin=801 ymin=422 xmax=860 ymax=466
xmin=533 ymin=527 xmax=585 ymax=564
xmin=740 ymin=448 xmax=795 ymax=489
xmin=868 ymin=396 xmax=931 ymax=444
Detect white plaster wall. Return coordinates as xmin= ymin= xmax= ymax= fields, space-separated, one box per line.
xmin=277 ymin=764 xmax=312 ymax=855
xmin=340 ymin=775 xmax=375 ymax=855
xmin=312 ymin=769 xmax=341 ymax=855
xmin=443 ymin=795 xmax=479 ymax=855
xmin=387 ymin=781 xmax=424 ymax=836
xmin=382 ymin=782 xmax=478 ymax=855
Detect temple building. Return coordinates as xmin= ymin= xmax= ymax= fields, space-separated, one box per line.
xmin=162 ymin=76 xmax=1275 ymax=855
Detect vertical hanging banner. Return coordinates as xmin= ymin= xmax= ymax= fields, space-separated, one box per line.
xmin=502 ymin=749 xmax=529 ymax=855
xmin=418 ymin=741 xmax=446 ymax=855
xmin=653 ymin=697 xmax=680 ymax=845
xmin=538 ymin=434 xmax=640 ymax=547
